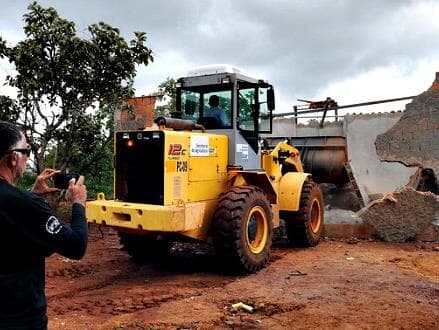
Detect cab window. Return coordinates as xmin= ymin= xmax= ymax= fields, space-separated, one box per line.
xmin=259 ymin=87 xmax=271 ymax=132
xmin=202 ymin=90 xmax=232 ymax=128
xmin=180 ymin=90 xmax=200 ymax=122
xmin=238 ymin=88 xmax=255 ymax=131
xmin=180 ymin=88 xmax=232 ymax=129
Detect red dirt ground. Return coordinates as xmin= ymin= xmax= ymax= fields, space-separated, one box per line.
xmin=46 ymin=225 xmax=439 ymax=330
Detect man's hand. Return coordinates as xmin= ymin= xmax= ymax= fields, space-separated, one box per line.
xmin=67 ymin=175 xmax=87 ymax=207
xmin=31 ymin=169 xmax=61 ymax=196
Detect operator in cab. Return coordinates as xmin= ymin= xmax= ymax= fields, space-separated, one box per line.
xmin=204 ymin=94 xmax=229 ymax=128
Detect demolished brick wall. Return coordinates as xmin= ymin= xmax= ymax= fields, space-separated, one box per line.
xmin=114 ymin=95 xmax=156 ymax=132
xmin=360 ymin=73 xmax=439 ymax=242
xmin=359 ymin=187 xmax=439 ymax=242
xmin=375 ymin=73 xmax=439 ymax=178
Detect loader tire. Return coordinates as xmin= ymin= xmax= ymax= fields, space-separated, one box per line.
xmin=118 ymin=232 xmax=171 ymax=262
xmin=212 ymin=186 xmax=273 ymax=273
xmin=286 ymin=180 xmax=324 ymax=247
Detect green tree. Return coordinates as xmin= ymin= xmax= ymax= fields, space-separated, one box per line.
xmin=0 ymin=1 xmax=153 ymax=181
xmin=156 ymin=77 xmax=176 ymax=117
xmin=238 ymin=89 xmax=255 ymax=123
xmin=0 ymin=95 xmax=20 ymax=122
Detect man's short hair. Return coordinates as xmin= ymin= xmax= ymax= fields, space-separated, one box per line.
xmin=209 ymin=95 xmax=219 ymax=107
xmin=0 ymin=121 xmax=22 ymax=159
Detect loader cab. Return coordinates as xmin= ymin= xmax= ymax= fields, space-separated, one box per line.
xmin=176 ymin=65 xmax=275 ymax=169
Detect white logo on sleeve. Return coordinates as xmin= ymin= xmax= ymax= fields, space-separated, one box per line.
xmin=45 ymin=216 xmax=63 ymax=234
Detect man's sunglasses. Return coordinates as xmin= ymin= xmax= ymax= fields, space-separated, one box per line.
xmin=9 ymin=146 xmax=32 ymax=157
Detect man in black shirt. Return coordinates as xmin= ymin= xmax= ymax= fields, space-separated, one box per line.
xmin=0 ymin=121 xmax=88 ymax=329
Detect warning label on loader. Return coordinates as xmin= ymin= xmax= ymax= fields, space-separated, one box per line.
xmin=237 ymin=143 xmax=249 ymax=160
xmin=190 ymin=136 xmax=209 ymax=156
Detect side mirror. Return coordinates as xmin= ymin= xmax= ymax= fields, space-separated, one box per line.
xmin=267 ymin=88 xmax=275 ymax=111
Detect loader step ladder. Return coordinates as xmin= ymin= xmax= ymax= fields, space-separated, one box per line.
xmin=344 ymin=162 xmax=365 ymax=208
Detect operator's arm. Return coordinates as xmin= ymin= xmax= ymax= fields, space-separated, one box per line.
xmin=219 ymin=109 xmax=229 ymax=127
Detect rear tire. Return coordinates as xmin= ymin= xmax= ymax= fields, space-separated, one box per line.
xmin=118 ymin=232 xmax=171 ymax=262
xmin=212 ymin=186 xmax=273 ymax=273
xmin=286 ymin=180 xmax=324 ymax=247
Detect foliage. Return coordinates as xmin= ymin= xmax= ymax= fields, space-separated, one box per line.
xmin=0 ymin=96 xmax=20 ymax=122
xmin=0 ymin=1 xmax=154 ymax=195
xmin=77 ymin=140 xmax=114 ymax=199
xmin=16 ymin=172 xmax=37 ymax=191
xmin=0 ymin=2 xmax=153 ymax=178
xmin=156 ymin=77 xmax=176 ymax=117
xmin=306 ymin=118 xmax=320 ymax=127
xmin=238 ymin=89 xmax=255 ymax=122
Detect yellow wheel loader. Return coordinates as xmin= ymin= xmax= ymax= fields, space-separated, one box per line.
xmin=86 ymin=65 xmax=324 ymax=273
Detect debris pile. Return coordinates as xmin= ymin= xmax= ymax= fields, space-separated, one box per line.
xmin=359 ymin=187 xmax=439 ymax=242
xmin=360 ymin=73 xmax=439 ymax=242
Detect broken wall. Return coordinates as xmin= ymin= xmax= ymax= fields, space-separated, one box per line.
xmin=375 ymin=73 xmax=439 ymax=178
xmin=265 ymin=118 xmax=344 ymax=137
xmin=345 ymin=112 xmax=417 ymax=204
xmin=114 ymin=95 xmax=156 ymax=132
xmin=360 ymin=73 xmax=439 ymax=242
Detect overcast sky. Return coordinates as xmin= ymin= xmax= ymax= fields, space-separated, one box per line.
xmin=1 ymin=0 xmax=439 ymax=115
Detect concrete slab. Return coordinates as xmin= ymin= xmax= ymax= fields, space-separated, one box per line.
xmin=267 ymin=118 xmax=344 ymax=137
xmin=345 ymin=113 xmax=417 ymax=204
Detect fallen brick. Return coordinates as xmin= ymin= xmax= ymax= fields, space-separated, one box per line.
xmin=358 ymin=187 xmax=439 ymax=243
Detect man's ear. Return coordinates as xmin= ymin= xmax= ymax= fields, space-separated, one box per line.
xmin=7 ymin=152 xmax=17 ymax=168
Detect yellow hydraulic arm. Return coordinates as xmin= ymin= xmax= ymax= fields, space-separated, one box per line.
xmin=262 ymin=140 xmax=304 ymax=181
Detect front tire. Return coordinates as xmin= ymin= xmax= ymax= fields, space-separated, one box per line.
xmin=285 ymin=180 xmax=324 ymax=247
xmin=212 ymin=186 xmax=273 ymax=273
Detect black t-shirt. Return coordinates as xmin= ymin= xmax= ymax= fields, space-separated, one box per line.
xmin=0 ymin=179 xmax=88 ymax=328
